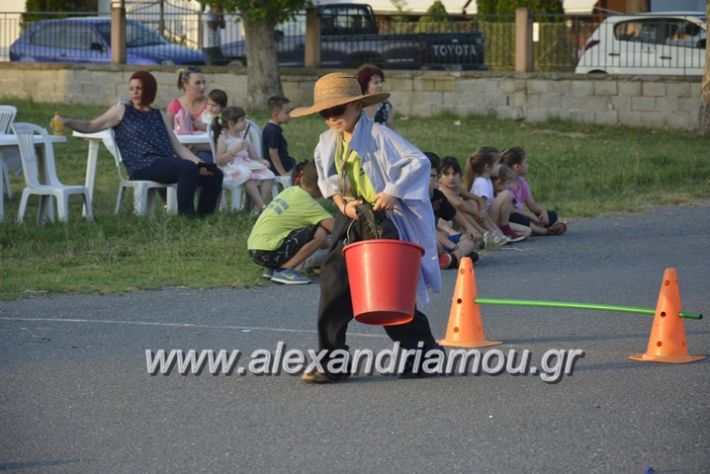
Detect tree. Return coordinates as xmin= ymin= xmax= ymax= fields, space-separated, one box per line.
xmin=415 ymin=1 xmax=451 ymax=34
xmin=23 ymin=0 xmax=98 ymax=28
xmin=198 ymin=0 xmax=309 ymax=110
xmin=699 ymin=1 xmax=710 ymax=133
xmin=25 ymin=0 xmax=97 ymax=11
xmin=476 ymin=0 xmax=563 ymax=15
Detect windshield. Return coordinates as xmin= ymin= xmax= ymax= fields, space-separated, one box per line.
xmin=96 ymin=21 xmax=168 ymax=47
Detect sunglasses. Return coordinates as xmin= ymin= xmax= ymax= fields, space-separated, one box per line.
xmin=319 ymin=103 xmax=349 ymax=119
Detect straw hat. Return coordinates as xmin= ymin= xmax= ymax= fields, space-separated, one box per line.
xmin=290 ymin=72 xmax=390 ymax=118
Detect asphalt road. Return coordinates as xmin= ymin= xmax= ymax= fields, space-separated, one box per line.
xmin=1 ymin=203 xmax=709 ymax=473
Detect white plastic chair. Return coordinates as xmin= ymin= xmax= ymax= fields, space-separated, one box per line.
xmin=208 ymin=124 xmax=244 ymax=212
xmin=244 ymin=118 xmax=291 ymax=197
xmin=12 ymin=122 xmax=93 ymax=224
xmin=102 ymin=129 xmax=177 ymax=216
xmin=0 ymin=105 xmax=18 ymax=199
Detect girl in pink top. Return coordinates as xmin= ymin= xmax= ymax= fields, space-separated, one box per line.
xmin=212 ymin=107 xmax=274 ymax=214
xmin=500 ymin=146 xmax=567 ymax=236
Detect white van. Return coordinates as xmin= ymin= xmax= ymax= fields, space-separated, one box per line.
xmin=575 ymin=13 xmax=706 ymax=76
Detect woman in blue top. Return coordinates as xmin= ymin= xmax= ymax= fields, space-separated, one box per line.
xmin=291 ymin=72 xmax=442 ymax=383
xmin=60 ymin=71 xmax=223 ymax=217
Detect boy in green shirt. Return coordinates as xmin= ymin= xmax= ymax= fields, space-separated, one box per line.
xmin=247 ymin=161 xmax=334 ymax=285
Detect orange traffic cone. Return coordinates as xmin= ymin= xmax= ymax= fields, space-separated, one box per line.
xmin=438 ymin=257 xmax=502 ymax=348
xmin=629 ymin=268 xmax=705 ymax=364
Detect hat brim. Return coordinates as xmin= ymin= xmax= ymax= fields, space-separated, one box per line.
xmin=290 ymin=92 xmax=390 ymax=118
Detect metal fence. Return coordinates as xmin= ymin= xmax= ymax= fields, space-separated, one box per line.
xmin=0 ymin=10 xmax=706 ymax=75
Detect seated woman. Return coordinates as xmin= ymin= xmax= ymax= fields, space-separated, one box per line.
xmin=166 ymin=67 xmax=213 ymax=163
xmin=60 ymin=70 xmax=223 ymax=217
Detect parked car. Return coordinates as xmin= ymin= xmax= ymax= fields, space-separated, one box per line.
xmin=576 ymin=13 xmax=706 ymax=76
xmin=10 ymin=17 xmax=206 ymax=65
xmin=222 ymin=3 xmax=486 ymax=70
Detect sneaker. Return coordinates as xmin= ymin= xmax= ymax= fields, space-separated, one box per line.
xmin=478 ymin=233 xmax=488 ymax=250
xmin=499 ymin=224 xmax=527 ymax=243
xmin=271 ymin=268 xmax=311 ymax=285
xmin=438 ymin=253 xmax=452 ymax=270
xmin=261 ymin=267 xmax=274 ymax=279
xmin=469 ymin=251 xmax=480 ymax=264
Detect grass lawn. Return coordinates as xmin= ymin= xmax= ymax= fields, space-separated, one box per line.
xmin=1 ymin=97 xmax=709 ymax=300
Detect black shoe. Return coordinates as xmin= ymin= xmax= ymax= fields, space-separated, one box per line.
xmin=469 ymin=251 xmax=480 ymax=263
xmin=302 ymin=369 xmax=348 ymax=384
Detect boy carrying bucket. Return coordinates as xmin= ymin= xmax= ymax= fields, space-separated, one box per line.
xmin=290 ymin=72 xmax=442 ymax=383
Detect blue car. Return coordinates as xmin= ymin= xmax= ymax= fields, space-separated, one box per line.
xmin=10 ymin=17 xmax=206 ymax=65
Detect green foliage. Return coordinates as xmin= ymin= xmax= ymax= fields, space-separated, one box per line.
xmin=197 ymin=0 xmax=310 ymax=23
xmin=25 ymin=0 xmax=97 ymax=11
xmin=476 ymin=0 xmax=497 ymax=15
xmin=415 ymin=1 xmax=452 ymax=34
xmin=1 ymin=96 xmax=709 ymax=299
xmin=22 ymin=0 xmax=98 ymax=28
xmin=477 ymin=0 xmax=563 ymax=15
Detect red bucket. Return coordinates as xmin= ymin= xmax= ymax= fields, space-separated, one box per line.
xmin=343 ymin=239 xmax=424 ymax=326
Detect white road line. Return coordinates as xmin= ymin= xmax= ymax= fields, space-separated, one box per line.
xmin=0 ymin=317 xmax=387 ymax=339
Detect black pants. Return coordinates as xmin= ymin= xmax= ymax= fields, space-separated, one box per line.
xmin=133 ymin=158 xmax=223 ymax=216
xmin=317 ymin=211 xmax=438 ymax=357
xmin=510 ymin=210 xmax=558 ymax=228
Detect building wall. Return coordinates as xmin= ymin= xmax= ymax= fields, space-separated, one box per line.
xmin=0 ymin=63 xmax=701 ymax=131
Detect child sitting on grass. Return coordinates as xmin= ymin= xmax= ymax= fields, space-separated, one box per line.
xmin=247 ymin=161 xmax=334 ymax=285
xmin=426 ymin=152 xmax=480 ymax=269
xmin=500 ymin=146 xmax=567 ymax=236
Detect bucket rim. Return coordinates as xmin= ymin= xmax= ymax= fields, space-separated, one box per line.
xmin=343 ymin=238 xmax=424 ymax=256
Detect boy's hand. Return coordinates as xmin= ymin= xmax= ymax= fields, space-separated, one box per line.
xmin=373 ymin=192 xmax=396 ymax=212
xmin=341 ymin=199 xmax=363 ymax=219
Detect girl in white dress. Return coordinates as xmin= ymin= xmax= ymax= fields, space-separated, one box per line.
xmin=212 ymin=106 xmax=274 ymax=214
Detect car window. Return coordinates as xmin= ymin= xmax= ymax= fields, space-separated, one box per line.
xmin=30 ymin=23 xmax=102 ymax=50
xmin=321 ymin=7 xmax=372 ymax=35
xmin=661 ymin=19 xmax=706 ymax=48
xmin=614 ymin=20 xmax=659 ymax=44
xmin=30 ymin=24 xmax=63 ymax=47
xmin=95 ymin=21 xmax=167 ymax=47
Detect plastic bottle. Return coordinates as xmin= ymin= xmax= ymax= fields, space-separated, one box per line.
xmin=50 ymin=112 xmax=64 ymax=136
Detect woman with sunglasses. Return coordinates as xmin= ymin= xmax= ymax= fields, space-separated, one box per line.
xmin=291 ymin=72 xmax=442 ymax=383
